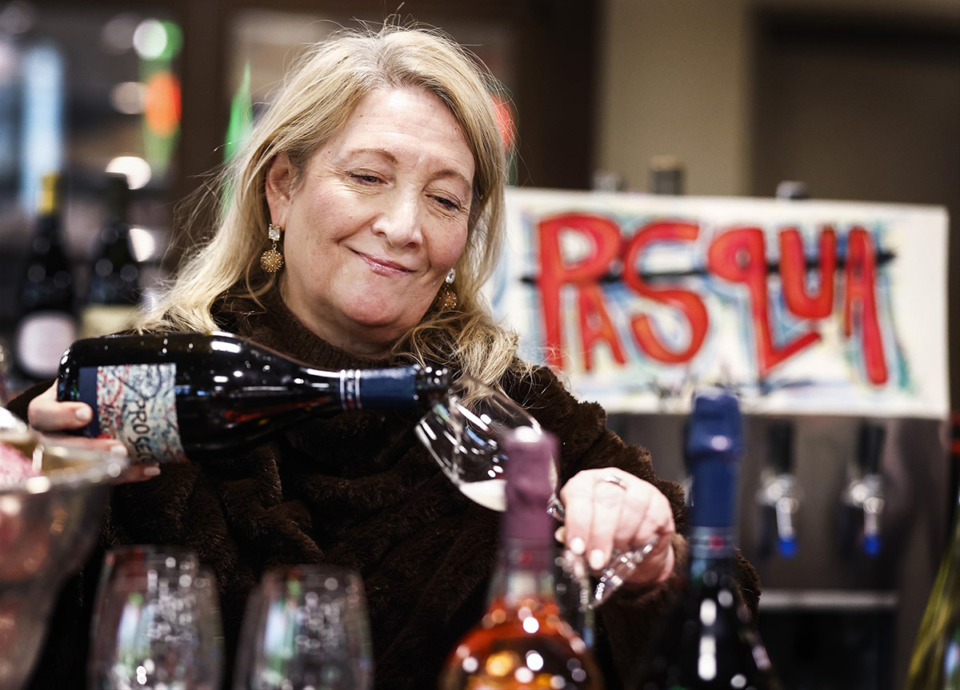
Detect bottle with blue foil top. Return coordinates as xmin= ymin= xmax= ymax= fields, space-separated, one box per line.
xmin=56 ymin=331 xmax=449 ymax=464
xmin=633 ymin=389 xmax=779 ymax=690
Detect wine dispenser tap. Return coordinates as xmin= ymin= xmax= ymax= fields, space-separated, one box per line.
xmin=840 ymin=422 xmax=886 ymax=558
xmin=756 ymin=421 xmax=802 ymax=559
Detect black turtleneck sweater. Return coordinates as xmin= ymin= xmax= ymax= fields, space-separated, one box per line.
xmin=10 ymin=291 xmax=759 ymax=689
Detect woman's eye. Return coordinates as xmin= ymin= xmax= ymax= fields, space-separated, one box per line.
xmin=350 ymin=173 xmax=381 ymax=184
xmin=433 ymin=195 xmax=462 ymax=212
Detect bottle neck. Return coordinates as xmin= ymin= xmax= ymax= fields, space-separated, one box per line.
xmin=490 ymin=475 xmax=558 ymax=608
xmin=687 ymin=455 xmax=740 ymax=579
xmin=34 ymin=215 xmax=64 ymax=245
xmin=689 ymin=456 xmax=739 ymax=530
xmin=490 ymin=538 xmax=558 ymax=608
xmin=687 ymin=525 xmax=738 ymax=582
xmin=38 ymin=174 xmax=59 ymax=216
xmin=309 ymin=364 xmax=448 ymax=411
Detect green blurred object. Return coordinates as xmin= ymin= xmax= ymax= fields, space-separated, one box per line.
xmin=225 ymin=61 xmax=253 ymax=163
xmin=906 ymin=482 xmax=960 ymax=690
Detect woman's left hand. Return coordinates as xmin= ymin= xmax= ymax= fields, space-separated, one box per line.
xmin=559 ymin=467 xmax=676 ymax=588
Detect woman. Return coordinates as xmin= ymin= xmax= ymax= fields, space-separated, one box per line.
xmin=15 ymin=25 xmax=759 ymax=689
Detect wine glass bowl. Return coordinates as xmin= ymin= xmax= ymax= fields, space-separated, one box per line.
xmin=88 ymin=546 xmax=223 ymax=690
xmin=0 ymin=429 xmax=128 ymax=690
xmin=234 ymin=565 xmax=373 ymax=690
xmin=416 ymin=376 xmax=543 ymax=512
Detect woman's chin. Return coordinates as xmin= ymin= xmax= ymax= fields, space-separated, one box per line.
xmin=343 ymin=310 xmax=412 ymax=343
xmin=345 ymin=300 xmax=428 ymax=333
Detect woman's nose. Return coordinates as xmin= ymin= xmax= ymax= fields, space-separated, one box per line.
xmin=373 ymin=193 xmax=423 ymax=247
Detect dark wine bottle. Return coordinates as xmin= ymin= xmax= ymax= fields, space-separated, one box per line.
xmin=56 ymin=331 xmax=450 ymax=464
xmin=633 ymin=389 xmax=779 ymax=690
xmin=80 ymin=172 xmax=141 ymax=338
xmin=439 ymin=427 xmax=603 ymax=690
xmin=14 ymin=171 xmax=78 ymax=381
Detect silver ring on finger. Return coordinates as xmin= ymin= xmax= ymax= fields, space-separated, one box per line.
xmin=598 ymin=473 xmax=628 ymax=490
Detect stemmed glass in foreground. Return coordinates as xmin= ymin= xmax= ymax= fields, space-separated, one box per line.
xmin=88 ymin=545 xmax=223 ymax=689
xmin=233 ymin=565 xmax=373 ymax=690
xmin=416 ymin=376 xmax=658 ymax=609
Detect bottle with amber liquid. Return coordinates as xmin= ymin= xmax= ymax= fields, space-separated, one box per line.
xmin=80 ymin=172 xmax=141 ymax=338
xmin=633 ymin=389 xmax=779 ymax=690
xmin=439 ymin=427 xmax=602 ymax=690
xmin=14 ymin=171 xmax=77 ymax=382
xmin=57 ymin=331 xmax=449 ymax=464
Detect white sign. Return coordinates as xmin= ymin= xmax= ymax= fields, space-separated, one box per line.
xmin=488 ymin=188 xmax=949 ymax=418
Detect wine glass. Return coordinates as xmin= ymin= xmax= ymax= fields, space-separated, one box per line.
xmin=416 ymin=376 xmax=548 ymax=512
xmin=233 ymin=565 xmax=373 ymax=690
xmin=88 ymin=545 xmax=223 ymax=689
xmin=416 ymin=376 xmax=657 ymax=609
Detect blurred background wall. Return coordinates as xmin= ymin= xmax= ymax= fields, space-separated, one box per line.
xmin=2 ymin=0 xmax=956 ymax=400
xmin=0 ymin=1 xmax=957 ymax=687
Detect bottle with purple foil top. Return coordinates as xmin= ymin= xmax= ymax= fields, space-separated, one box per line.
xmin=633 ymin=389 xmax=780 ymax=690
xmin=439 ymin=427 xmax=603 ymax=690
xmin=56 ymin=331 xmax=449 ymax=464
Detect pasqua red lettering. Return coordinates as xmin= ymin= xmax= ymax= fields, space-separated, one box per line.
xmin=537 ymin=213 xmax=621 ymax=370
xmin=708 ymin=227 xmax=820 ymax=377
xmin=535 ymin=212 xmax=889 ymax=385
xmin=843 ymin=227 xmax=888 ymax=385
xmin=779 ymin=227 xmax=836 ymax=318
xmin=623 ymin=221 xmax=708 ymax=364
xmin=577 ymin=284 xmax=626 ymax=370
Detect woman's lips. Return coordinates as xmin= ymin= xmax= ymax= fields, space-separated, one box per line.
xmin=356 ymin=251 xmax=413 ymax=275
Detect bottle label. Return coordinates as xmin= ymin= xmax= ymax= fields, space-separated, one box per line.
xmin=15 ymin=311 xmax=77 ymax=379
xmin=83 ymin=363 xmax=187 ymax=464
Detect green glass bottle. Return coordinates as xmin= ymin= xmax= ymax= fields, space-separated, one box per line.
xmin=906 ymin=485 xmax=960 ymax=690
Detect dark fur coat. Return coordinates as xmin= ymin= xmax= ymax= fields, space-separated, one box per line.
xmin=10 ymin=291 xmax=760 ymax=689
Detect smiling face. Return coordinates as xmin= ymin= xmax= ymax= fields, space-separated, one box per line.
xmin=265 ymin=87 xmax=475 ymax=358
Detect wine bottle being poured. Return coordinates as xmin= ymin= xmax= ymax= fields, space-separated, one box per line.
xmin=57 ymin=331 xmax=450 ymax=464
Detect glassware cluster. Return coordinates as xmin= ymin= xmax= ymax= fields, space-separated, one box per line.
xmin=88 ymin=548 xmax=374 ymax=690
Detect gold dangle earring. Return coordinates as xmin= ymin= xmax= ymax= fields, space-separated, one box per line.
xmin=260 ymin=223 xmax=284 ymax=273
xmin=437 ymin=268 xmax=458 ymax=312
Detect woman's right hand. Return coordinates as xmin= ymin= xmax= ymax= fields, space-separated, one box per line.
xmin=27 ymin=383 xmax=159 ymax=483
xmin=28 ymin=382 xmax=95 ymax=433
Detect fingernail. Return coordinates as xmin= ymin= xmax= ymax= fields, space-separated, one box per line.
xmin=589 ymin=549 xmax=607 ymax=570
xmin=142 ymin=466 xmax=161 ymax=477
xmin=108 ymin=442 xmax=128 ymax=456
xmin=569 ymin=537 xmax=586 ymax=556
xmin=75 ymin=407 xmax=92 ymax=422
xmin=554 ymin=526 xmax=565 ymax=543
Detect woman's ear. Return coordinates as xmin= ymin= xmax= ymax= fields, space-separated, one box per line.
xmin=265 ymin=152 xmax=294 ymax=224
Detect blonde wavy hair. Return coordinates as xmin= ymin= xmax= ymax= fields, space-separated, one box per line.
xmin=139 ymin=24 xmax=528 ymax=389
